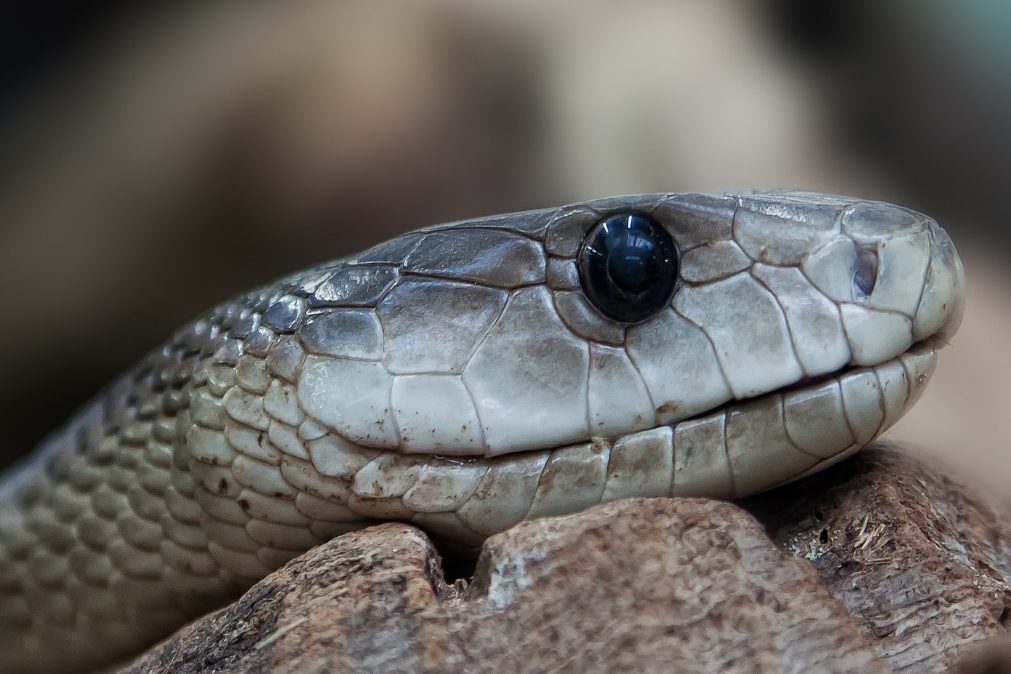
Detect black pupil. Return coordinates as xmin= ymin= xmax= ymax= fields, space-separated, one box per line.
xmin=577 ymin=213 xmax=678 ymax=323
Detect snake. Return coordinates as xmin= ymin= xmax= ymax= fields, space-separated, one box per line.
xmin=0 ymin=191 xmax=964 ymax=672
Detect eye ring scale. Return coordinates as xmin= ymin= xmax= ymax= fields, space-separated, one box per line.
xmin=577 ymin=212 xmax=679 ymax=324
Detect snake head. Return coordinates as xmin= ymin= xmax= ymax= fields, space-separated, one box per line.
xmin=268 ymin=191 xmax=963 ymax=474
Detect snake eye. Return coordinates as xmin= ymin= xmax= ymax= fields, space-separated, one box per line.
xmin=577 ymin=212 xmax=679 ymax=323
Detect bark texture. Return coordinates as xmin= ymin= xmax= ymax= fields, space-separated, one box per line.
xmin=123 ymin=443 xmax=1011 ymax=673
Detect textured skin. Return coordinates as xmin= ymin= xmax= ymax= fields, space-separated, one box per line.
xmin=0 ymin=191 xmax=964 ymax=672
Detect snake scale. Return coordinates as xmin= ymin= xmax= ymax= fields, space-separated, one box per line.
xmin=0 ymin=191 xmax=964 ymax=672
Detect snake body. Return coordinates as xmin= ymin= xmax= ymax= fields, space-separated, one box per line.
xmin=0 ymin=191 xmax=964 ymax=672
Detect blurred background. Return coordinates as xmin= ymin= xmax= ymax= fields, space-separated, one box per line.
xmin=0 ymin=0 xmax=1007 ymax=501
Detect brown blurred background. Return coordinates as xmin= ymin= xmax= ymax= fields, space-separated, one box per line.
xmin=0 ymin=1 xmax=1007 ymax=501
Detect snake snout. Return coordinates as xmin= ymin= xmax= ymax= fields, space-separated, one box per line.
xmin=916 ymin=219 xmax=966 ymax=344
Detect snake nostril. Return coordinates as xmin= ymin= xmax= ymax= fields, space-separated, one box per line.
xmin=853 ymin=246 xmax=878 ymax=300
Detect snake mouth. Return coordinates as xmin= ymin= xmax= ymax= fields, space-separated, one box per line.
xmin=776 ymin=334 xmax=945 ymax=399
xmin=343 ymin=342 xmax=939 ymax=548
xmin=778 ymin=345 xmax=921 ymax=398
xmin=657 ymin=339 xmax=940 ymax=500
